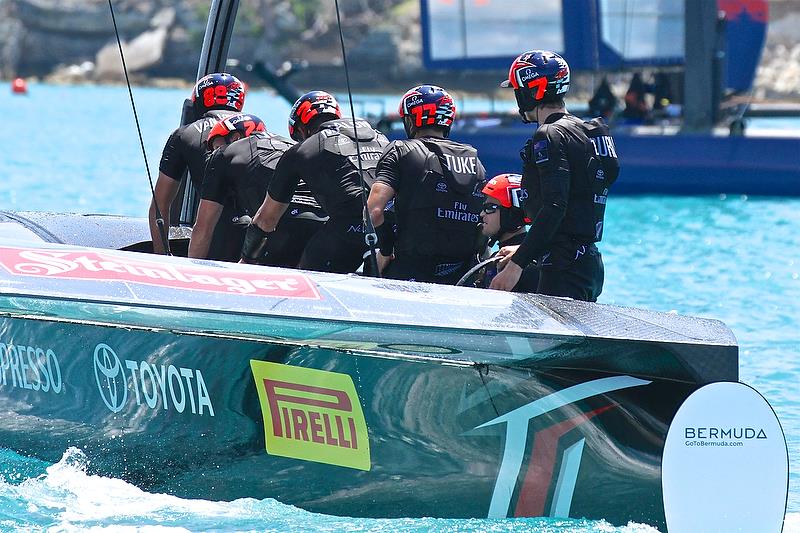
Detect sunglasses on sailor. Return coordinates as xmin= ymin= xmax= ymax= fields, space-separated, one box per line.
xmin=481 ymin=203 xmax=500 ymax=214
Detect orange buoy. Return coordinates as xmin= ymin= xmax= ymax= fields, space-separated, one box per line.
xmin=11 ymin=77 xmax=27 ymax=94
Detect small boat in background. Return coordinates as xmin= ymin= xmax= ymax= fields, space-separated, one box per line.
xmin=412 ymin=0 xmax=800 ymax=196
xmin=251 ymin=0 xmax=799 ymax=196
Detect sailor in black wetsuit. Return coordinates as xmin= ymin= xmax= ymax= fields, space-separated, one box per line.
xmin=150 ymin=73 xmax=246 ymax=260
xmin=241 ymin=91 xmax=389 ymax=273
xmin=477 ymin=173 xmax=538 ymax=292
xmin=492 ymin=50 xmax=619 ymax=301
xmin=368 ymin=85 xmax=486 ymax=285
xmin=188 ymin=113 xmax=327 ymax=267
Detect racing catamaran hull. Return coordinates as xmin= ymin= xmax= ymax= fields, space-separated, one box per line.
xmin=0 ymin=239 xmax=737 ymax=529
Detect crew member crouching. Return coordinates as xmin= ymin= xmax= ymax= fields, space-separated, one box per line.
xmin=189 ymin=113 xmax=327 ymax=267
xmin=242 ymin=91 xmax=389 ymax=273
xmin=476 ymin=173 xmax=539 ymax=291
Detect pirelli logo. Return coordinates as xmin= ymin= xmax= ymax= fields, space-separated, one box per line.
xmin=250 ymin=361 xmax=370 ymax=470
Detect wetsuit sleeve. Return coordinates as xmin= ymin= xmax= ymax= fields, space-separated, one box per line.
xmin=267 ymin=143 xmax=305 ymax=204
xmin=158 ymin=128 xmax=187 ymax=181
xmin=200 ymin=148 xmax=227 ymax=204
xmin=512 ymin=125 xmax=570 ymax=268
xmin=375 ymin=142 xmax=403 ymax=191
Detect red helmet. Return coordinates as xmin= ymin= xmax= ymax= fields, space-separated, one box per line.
xmin=207 ymin=113 xmax=265 ymax=147
xmin=192 ymin=73 xmax=246 ymax=116
xmin=482 ymin=173 xmax=530 ymax=233
xmin=398 ymin=85 xmax=456 ymax=138
xmin=501 ymin=50 xmax=570 ymax=115
xmin=288 ymin=91 xmax=342 ymax=142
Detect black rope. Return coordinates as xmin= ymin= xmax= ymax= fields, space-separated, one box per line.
xmin=107 ymin=0 xmax=171 ymax=255
xmin=334 ymin=0 xmax=380 ymax=277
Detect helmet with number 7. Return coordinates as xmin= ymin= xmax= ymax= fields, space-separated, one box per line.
xmin=500 ymin=50 xmax=570 ymax=116
xmin=207 ymin=113 xmax=265 ymax=149
xmin=481 ymin=173 xmax=531 ymax=234
xmin=191 ymin=73 xmax=246 ymax=116
xmin=288 ymin=91 xmax=342 ymax=142
xmin=398 ymin=85 xmax=456 ymax=138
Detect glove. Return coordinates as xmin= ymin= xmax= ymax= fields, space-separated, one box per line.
xmin=374 ymin=223 xmax=395 ymax=257
xmin=241 ymin=224 xmax=271 ymax=262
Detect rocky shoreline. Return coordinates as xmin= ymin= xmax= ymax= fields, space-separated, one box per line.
xmin=1 ymin=0 xmax=797 ymax=102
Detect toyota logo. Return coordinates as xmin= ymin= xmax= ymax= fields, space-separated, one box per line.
xmin=94 ymin=343 xmax=127 ymax=413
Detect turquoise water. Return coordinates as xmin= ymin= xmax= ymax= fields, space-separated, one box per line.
xmin=1 ymin=83 xmax=799 ymax=531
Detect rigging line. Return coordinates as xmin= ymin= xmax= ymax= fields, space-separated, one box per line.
xmin=107 ymin=0 xmax=171 ymax=256
xmin=333 ymin=0 xmax=380 ymax=278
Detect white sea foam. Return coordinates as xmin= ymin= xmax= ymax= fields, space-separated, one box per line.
xmin=785 ymin=513 xmax=800 ymax=533
xmin=0 ymin=448 xmax=671 ymax=532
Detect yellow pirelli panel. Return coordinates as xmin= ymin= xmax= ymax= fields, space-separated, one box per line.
xmin=250 ymin=360 xmax=371 ymax=471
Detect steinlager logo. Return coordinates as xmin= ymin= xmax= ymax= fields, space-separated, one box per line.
xmin=251 ymin=361 xmax=370 ymax=471
xmin=0 ymin=246 xmax=320 ymax=299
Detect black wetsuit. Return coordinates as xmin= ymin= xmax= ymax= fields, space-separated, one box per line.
xmin=512 ymin=113 xmax=619 ymax=302
xmin=159 ymin=109 xmax=241 ymax=261
xmin=479 ymin=233 xmax=540 ymax=292
xmin=375 ymin=137 xmax=486 ymax=285
xmin=267 ymin=118 xmax=389 ymax=273
xmin=202 ymin=132 xmax=327 ymax=268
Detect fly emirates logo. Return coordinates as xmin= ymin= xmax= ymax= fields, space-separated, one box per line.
xmin=0 ymin=246 xmax=320 ymax=299
xmin=251 ymin=361 xmax=371 ymax=471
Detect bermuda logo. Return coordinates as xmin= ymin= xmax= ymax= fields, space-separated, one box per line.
xmin=251 ymin=361 xmax=370 ymax=470
xmin=476 ymin=375 xmax=651 ymax=518
xmin=94 ymin=343 xmax=127 ymax=413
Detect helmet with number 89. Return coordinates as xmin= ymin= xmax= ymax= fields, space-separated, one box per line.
xmin=398 ymin=84 xmax=456 ymax=138
xmin=207 ymin=113 xmax=265 ymax=150
xmin=191 ymin=73 xmax=246 ymax=116
xmin=287 ymin=91 xmax=342 ymax=142
xmin=500 ymin=50 xmax=570 ymax=117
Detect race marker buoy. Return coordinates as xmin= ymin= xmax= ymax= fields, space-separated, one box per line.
xmin=662 ymin=382 xmax=788 ymax=532
xmin=11 ymin=77 xmax=27 ymax=94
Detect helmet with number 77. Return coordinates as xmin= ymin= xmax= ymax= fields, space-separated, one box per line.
xmin=398 ymin=84 xmax=456 ymax=138
xmin=191 ymin=73 xmax=246 ymax=116
xmin=500 ymin=50 xmax=570 ymax=116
